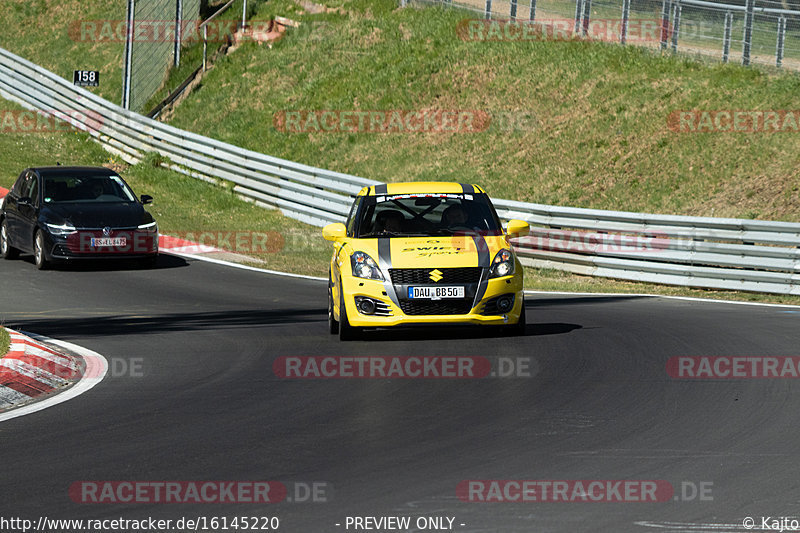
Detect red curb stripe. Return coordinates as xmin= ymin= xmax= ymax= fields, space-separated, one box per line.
xmin=3 ymin=353 xmax=80 ymax=380
xmin=20 ymin=338 xmax=66 ymax=357
xmin=0 ymin=186 xmax=8 ymax=198
xmin=0 ymin=370 xmax=56 ymax=396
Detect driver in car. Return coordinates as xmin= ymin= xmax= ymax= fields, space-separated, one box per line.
xmin=442 ymin=204 xmax=468 ymax=227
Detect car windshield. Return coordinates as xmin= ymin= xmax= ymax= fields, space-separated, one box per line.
xmin=42 ymin=174 xmax=137 ymax=204
xmin=355 ymin=193 xmax=503 ymax=238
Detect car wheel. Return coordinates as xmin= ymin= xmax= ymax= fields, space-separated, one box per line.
xmin=338 ymin=290 xmax=360 ymax=341
xmin=0 ymin=220 xmax=19 ymax=260
xmin=33 ymin=230 xmax=49 ymax=270
xmin=504 ymin=295 xmax=526 ymax=336
xmin=328 ymin=278 xmax=339 ymax=335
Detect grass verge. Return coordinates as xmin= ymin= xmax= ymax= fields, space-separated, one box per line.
xmin=0 ymin=327 xmax=10 ymax=358
xmin=162 ymin=0 xmax=800 ymax=222
xmin=1 ymin=99 xmax=798 ymax=303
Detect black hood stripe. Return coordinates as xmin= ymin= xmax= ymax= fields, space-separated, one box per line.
xmin=461 ymin=183 xmax=475 ymax=194
xmin=377 ymin=237 xmax=401 ymax=307
xmin=472 ymin=234 xmax=491 ymax=306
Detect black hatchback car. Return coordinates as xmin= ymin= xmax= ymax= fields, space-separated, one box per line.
xmin=0 ymin=166 xmax=158 ymax=269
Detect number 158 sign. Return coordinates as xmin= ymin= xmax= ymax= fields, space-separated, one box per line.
xmin=73 ymin=70 xmax=99 ymax=87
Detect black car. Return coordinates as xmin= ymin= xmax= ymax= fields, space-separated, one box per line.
xmin=0 ymin=166 xmax=158 ymax=269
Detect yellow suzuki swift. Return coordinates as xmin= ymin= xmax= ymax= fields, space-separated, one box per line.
xmin=323 ymin=182 xmax=530 ymax=340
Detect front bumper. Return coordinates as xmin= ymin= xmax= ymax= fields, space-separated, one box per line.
xmin=340 ymin=273 xmax=524 ymax=328
xmin=46 ymin=229 xmax=158 ymax=260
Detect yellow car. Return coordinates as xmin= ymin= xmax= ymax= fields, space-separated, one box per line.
xmin=323 ymin=182 xmax=530 ymax=340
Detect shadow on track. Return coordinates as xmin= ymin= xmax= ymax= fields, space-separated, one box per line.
xmin=529 ymin=295 xmax=650 ymax=307
xmin=357 ymin=321 xmax=583 ymax=342
xmin=16 ymin=252 xmax=188 ymax=271
xmin=9 ymin=307 xmax=326 ymax=339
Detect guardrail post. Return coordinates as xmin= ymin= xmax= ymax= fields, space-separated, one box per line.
xmin=621 ymin=0 xmax=630 ymax=44
xmin=530 ymin=0 xmax=537 ymax=22
xmin=670 ymin=0 xmax=681 ymax=53
xmin=242 ymin=0 xmax=248 ymax=29
xmin=582 ymin=0 xmax=592 ymax=35
xmin=122 ymin=0 xmax=135 ymax=109
xmin=485 ymin=0 xmax=492 ymax=19
xmin=574 ymin=0 xmax=584 ymax=33
xmin=776 ymin=15 xmax=787 ymax=68
xmin=742 ymin=0 xmax=754 ymax=66
xmin=511 ymin=0 xmax=517 ymax=21
xmin=660 ymin=0 xmax=670 ymax=50
xmin=722 ymin=11 xmax=732 ymax=63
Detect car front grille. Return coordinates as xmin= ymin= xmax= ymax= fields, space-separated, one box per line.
xmin=398 ymin=300 xmax=474 ymax=316
xmin=389 ymin=267 xmax=483 ymax=285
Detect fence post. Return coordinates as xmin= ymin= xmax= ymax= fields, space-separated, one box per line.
xmin=242 ymin=0 xmax=248 ymax=29
xmin=202 ymin=25 xmax=208 ymax=72
xmin=174 ymin=0 xmax=183 ymax=67
xmin=671 ymin=0 xmax=681 ymax=53
xmin=574 ymin=0 xmax=584 ymax=33
xmin=722 ymin=10 xmax=732 ymax=63
xmin=122 ymin=0 xmax=135 ymax=109
xmin=582 ymin=0 xmax=592 ymax=35
xmin=511 ymin=0 xmax=517 ymax=21
xmin=485 ymin=0 xmax=492 ymax=19
xmin=742 ymin=0 xmax=754 ymax=66
xmin=660 ymin=0 xmax=670 ymax=50
xmin=776 ymin=16 xmax=786 ymax=68
xmin=621 ymin=0 xmax=630 ymax=44
xmin=530 ymin=0 xmax=537 ymax=22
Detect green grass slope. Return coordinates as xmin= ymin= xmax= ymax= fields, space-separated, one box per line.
xmin=165 ymin=0 xmax=800 ymax=221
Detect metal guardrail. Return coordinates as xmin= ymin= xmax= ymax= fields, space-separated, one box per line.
xmin=0 ymin=46 xmax=378 ymax=228
xmin=2 ymin=46 xmax=800 ymax=295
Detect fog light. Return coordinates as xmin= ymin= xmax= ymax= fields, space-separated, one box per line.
xmin=497 ymin=295 xmax=514 ymax=313
xmin=355 ymin=297 xmax=377 ymax=315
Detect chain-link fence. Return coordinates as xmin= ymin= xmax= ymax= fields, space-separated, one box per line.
xmin=122 ymin=0 xmax=202 ymax=112
xmin=410 ymin=0 xmax=800 ymax=71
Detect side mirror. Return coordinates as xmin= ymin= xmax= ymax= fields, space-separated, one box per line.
xmin=323 ymin=222 xmax=347 ymax=242
xmin=140 ymin=194 xmax=153 ymax=205
xmin=505 ymin=219 xmax=530 ymax=237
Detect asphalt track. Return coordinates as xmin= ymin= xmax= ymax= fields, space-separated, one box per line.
xmin=1 ymin=252 xmax=799 ymax=533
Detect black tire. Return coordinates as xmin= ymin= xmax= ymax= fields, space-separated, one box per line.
xmin=328 ymin=278 xmax=339 ymax=335
xmin=33 ymin=230 xmax=49 ymax=270
xmin=0 ymin=220 xmax=19 ymax=260
xmin=505 ymin=295 xmax=526 ymax=336
xmin=338 ymin=290 xmax=360 ymax=341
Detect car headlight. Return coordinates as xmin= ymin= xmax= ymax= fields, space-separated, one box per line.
xmin=488 ymin=248 xmax=515 ymax=278
xmin=351 ymin=251 xmax=384 ymax=280
xmin=45 ymin=222 xmax=77 ymax=236
xmin=137 ymin=221 xmax=158 ymax=233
